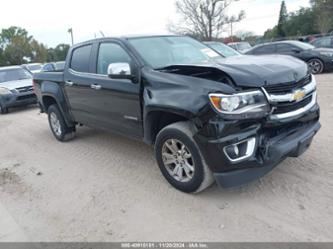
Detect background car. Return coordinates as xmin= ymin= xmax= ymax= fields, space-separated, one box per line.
xmin=246 ymin=40 xmax=333 ymax=74
xmin=227 ymin=42 xmax=252 ymax=53
xmin=204 ymin=41 xmax=241 ymax=57
xmin=42 ymin=61 xmax=66 ymax=72
xmin=21 ymin=63 xmax=42 ymax=74
xmin=0 ymin=66 xmax=36 ymax=114
xmin=310 ymin=36 xmax=333 ymax=49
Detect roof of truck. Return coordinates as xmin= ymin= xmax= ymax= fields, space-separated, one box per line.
xmin=72 ymin=34 xmax=181 ymax=47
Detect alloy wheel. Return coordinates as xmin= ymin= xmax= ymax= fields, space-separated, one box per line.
xmin=308 ymin=59 xmax=323 ymax=74
xmin=161 ymin=139 xmax=195 ymax=182
xmin=50 ymin=112 xmax=62 ymax=136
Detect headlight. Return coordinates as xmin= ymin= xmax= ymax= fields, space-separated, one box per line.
xmin=0 ymin=87 xmax=12 ymax=95
xmin=209 ymin=90 xmax=270 ymax=119
xmin=319 ymin=52 xmax=333 ymax=57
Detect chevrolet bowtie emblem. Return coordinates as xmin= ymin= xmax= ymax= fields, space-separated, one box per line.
xmin=293 ymin=89 xmax=306 ymax=102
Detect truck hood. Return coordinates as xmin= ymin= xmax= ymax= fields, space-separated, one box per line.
xmin=214 ymin=54 xmax=308 ymax=87
xmin=0 ymin=79 xmax=33 ymax=90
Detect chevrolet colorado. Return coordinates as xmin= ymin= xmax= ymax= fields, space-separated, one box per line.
xmin=33 ymin=35 xmax=320 ymax=193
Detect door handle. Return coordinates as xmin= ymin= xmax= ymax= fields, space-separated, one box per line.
xmin=91 ymin=84 xmax=102 ymax=90
xmin=65 ymin=81 xmax=74 ymax=87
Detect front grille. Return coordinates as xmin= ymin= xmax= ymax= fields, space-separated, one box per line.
xmin=265 ymin=74 xmax=311 ymax=94
xmin=264 ymin=74 xmax=316 ymax=119
xmin=17 ymin=94 xmax=36 ymax=101
xmin=272 ymin=95 xmax=313 ymax=114
xmin=16 ymin=86 xmax=33 ymax=93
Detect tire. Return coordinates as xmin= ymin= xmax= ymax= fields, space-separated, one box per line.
xmin=0 ymin=104 xmax=9 ymax=114
xmin=47 ymin=104 xmax=75 ymax=142
xmin=155 ymin=121 xmax=214 ymax=193
xmin=307 ymin=58 xmax=324 ymax=74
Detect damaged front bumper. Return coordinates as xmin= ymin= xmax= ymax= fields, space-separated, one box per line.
xmin=195 ymin=103 xmax=320 ymax=188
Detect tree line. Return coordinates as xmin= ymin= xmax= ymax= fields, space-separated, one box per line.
xmin=170 ymin=0 xmax=333 ymax=43
xmin=264 ymin=0 xmax=333 ymax=39
xmin=0 ymin=26 xmax=70 ymax=67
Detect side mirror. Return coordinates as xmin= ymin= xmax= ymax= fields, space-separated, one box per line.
xmin=107 ymin=63 xmax=132 ymax=80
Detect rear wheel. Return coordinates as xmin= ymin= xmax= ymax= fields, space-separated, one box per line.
xmin=0 ymin=104 xmax=9 ymax=114
xmin=155 ymin=122 xmax=214 ymax=193
xmin=307 ymin=58 xmax=324 ymax=74
xmin=47 ymin=104 xmax=75 ymax=142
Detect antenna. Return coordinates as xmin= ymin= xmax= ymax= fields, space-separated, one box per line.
xmin=100 ymin=31 xmax=105 ymax=37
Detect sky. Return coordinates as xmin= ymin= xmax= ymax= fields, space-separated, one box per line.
xmin=0 ymin=0 xmax=310 ymax=48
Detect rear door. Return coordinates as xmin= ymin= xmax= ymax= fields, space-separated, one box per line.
xmin=63 ymin=43 xmax=95 ymax=124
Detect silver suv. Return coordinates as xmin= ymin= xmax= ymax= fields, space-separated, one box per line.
xmin=0 ymin=66 xmax=36 ymax=114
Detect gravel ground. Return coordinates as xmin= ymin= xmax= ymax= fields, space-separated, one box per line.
xmin=0 ymin=74 xmax=332 ymax=242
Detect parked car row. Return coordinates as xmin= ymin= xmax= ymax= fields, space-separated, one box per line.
xmin=246 ymin=41 xmax=333 ymax=74
xmin=21 ymin=61 xmax=66 ymax=74
xmin=204 ymin=39 xmax=333 ymax=74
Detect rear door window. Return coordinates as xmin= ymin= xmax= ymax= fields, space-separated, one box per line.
xmin=70 ymin=45 xmax=92 ymax=73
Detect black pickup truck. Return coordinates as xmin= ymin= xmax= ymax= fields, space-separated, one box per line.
xmin=33 ymin=35 xmax=320 ymax=193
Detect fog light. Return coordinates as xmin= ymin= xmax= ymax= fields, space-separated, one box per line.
xmin=223 ymin=137 xmax=256 ymax=163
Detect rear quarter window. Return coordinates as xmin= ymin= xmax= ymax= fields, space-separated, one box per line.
xmin=70 ymin=44 xmax=92 ymax=73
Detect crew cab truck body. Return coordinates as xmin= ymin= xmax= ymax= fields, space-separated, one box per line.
xmin=33 ymin=35 xmax=320 ymax=193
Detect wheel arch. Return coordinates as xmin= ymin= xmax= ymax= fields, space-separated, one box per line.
xmin=40 ymin=81 xmax=75 ymax=127
xmin=144 ymin=109 xmax=193 ymax=145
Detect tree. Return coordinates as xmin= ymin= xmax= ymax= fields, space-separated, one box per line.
xmin=0 ymin=26 xmax=33 ymax=65
xmin=283 ymin=7 xmax=317 ymax=36
xmin=31 ymin=39 xmax=48 ymax=63
xmin=263 ymin=6 xmax=319 ymax=39
xmin=276 ymin=1 xmax=288 ymax=37
xmin=0 ymin=26 xmax=49 ymax=66
xmin=311 ymin=0 xmax=333 ymax=33
xmin=169 ymin=0 xmax=245 ymax=41
xmin=46 ymin=44 xmax=70 ymax=62
xmin=0 ymin=26 xmax=69 ymax=66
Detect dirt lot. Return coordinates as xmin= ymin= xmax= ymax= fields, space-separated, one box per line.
xmin=0 ymin=74 xmax=332 ymax=242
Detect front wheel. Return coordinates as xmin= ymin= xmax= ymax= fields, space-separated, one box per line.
xmin=47 ymin=104 xmax=75 ymax=142
xmin=307 ymin=58 xmax=324 ymax=74
xmin=155 ymin=122 xmax=214 ymax=193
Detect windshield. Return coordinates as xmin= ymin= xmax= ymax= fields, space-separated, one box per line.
xmin=128 ymin=36 xmax=223 ymax=69
xmin=207 ymin=42 xmax=240 ymax=57
xmin=0 ymin=69 xmax=32 ymax=83
xmin=292 ymin=41 xmax=315 ymax=50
